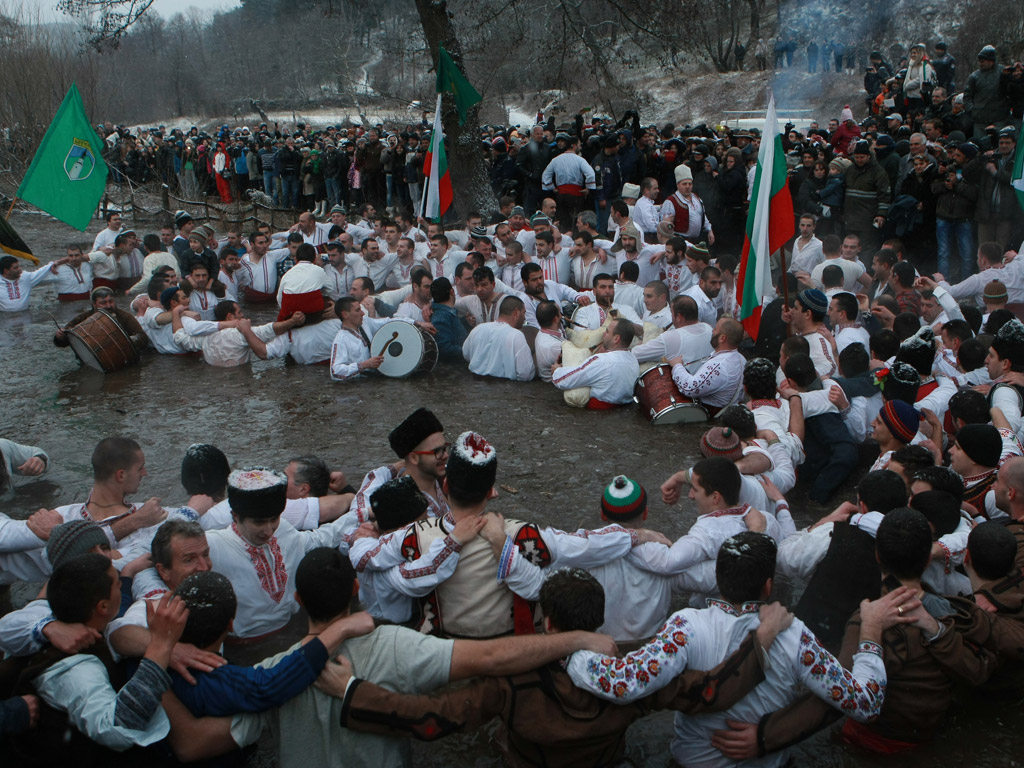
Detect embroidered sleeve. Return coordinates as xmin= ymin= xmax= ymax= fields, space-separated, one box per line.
xmin=542 ymin=524 xmax=635 ymax=569
xmin=795 ymin=628 xmax=886 ymax=723
xmin=566 ymin=611 xmax=695 ymax=703
xmin=671 ymin=360 xmax=722 ymax=397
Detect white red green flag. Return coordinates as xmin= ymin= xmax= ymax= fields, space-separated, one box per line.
xmin=737 ymin=93 xmax=794 ymax=339
xmin=420 ymin=94 xmax=453 ymax=223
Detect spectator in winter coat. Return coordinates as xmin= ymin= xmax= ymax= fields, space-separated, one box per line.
xmin=843 ymin=141 xmax=891 ymax=253
xmin=831 ymin=106 xmax=861 ymax=156
xmin=964 ymin=46 xmax=1010 ymax=140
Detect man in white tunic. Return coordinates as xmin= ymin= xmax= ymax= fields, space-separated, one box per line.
xmin=328 ymin=297 xmax=414 ymax=381
xmin=669 ymin=318 xmax=747 ymax=414
xmin=632 ymin=295 xmax=714 ymax=366
xmin=0 ymin=256 xmax=56 ymax=312
xmin=462 ymin=296 xmax=535 ymax=381
xmin=552 ymin=318 xmax=640 ymax=408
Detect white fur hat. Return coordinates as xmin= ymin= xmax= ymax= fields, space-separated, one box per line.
xmin=674 ymin=164 xmax=693 ymax=183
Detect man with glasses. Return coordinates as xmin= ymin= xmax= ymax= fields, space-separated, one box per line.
xmin=352 ymin=408 xmax=452 ymax=523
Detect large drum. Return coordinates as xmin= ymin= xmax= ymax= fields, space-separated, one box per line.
xmin=66 ymin=310 xmax=140 ymax=373
xmin=634 ymin=364 xmax=709 ymax=425
xmin=370 ymin=321 xmax=438 ymax=378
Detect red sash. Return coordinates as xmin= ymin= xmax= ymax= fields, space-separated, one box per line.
xmin=556 ymin=183 xmax=585 ymax=197
xmin=915 ymin=380 xmax=940 ymax=402
xmin=841 ymin=718 xmax=918 ymax=754
xmin=587 ymin=397 xmax=620 ymax=410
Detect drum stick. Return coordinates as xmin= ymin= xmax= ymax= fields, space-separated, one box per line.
xmin=378 ymin=331 xmax=400 ymax=356
xmin=46 ymin=312 xmax=63 ymax=331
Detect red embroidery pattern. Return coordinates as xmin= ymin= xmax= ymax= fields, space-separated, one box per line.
xmin=232 ymin=522 xmax=287 ymax=603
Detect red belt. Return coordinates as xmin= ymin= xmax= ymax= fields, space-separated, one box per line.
xmin=556 ymin=184 xmax=586 ymax=197
xmin=244 ymin=287 xmax=276 ymax=303
xmin=587 ymin=397 xmax=620 ymax=410
xmin=58 ymin=292 xmax=90 ymax=302
xmin=93 ymin=277 xmax=118 ymax=289
xmin=841 ymin=719 xmax=919 ymax=754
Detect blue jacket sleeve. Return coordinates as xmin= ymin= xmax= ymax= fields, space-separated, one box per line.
xmin=170 ymin=638 xmax=329 ymax=717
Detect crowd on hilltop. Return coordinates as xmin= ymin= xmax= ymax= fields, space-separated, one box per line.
xmin=3 ymin=38 xmax=1024 ymax=768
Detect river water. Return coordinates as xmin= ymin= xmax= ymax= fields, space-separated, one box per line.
xmin=1 ymin=211 xmax=1020 ymax=767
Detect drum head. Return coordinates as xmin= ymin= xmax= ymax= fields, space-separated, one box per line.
xmin=67 ymin=333 xmax=106 ymax=371
xmin=650 ymin=403 xmax=710 ymax=425
xmin=371 ymin=321 xmax=426 ymax=378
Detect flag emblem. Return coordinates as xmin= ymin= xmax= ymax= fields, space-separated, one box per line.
xmin=65 ymin=138 xmax=96 ymax=181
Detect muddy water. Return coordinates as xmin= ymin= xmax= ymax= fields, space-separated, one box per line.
xmin=2 ymin=212 xmax=1021 ymax=767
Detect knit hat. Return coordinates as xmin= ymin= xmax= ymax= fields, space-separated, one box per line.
xmin=852 ymin=140 xmax=872 ymax=156
xmin=46 ymin=521 xmax=108 ymax=571
xmin=978 ymin=45 xmax=997 ymax=62
xmin=510 ymin=205 xmax=526 ymax=218
xmin=840 ymin=105 xmax=854 ymax=122
xmin=686 ymin=241 xmax=711 ymax=261
xmin=829 ymin=157 xmax=852 ymax=173
xmin=330 ymin=204 xmax=346 ymax=215
xmin=389 ymin=408 xmax=444 ymax=458
xmin=700 ymin=427 xmax=743 ymax=461
xmin=370 ymin=476 xmax=428 ymax=532
xmin=656 ymin=220 xmax=675 ymax=239
xmin=879 ymin=399 xmax=919 ymax=443
xmin=621 ymin=183 xmax=640 ymax=199
xmin=611 ymin=222 xmax=641 ymax=252
xmin=958 ymin=142 xmax=980 ymax=159
xmin=955 ymin=423 xmax=1001 ymax=468
xmin=984 ymin=280 xmax=1008 ymax=300
xmin=470 ymin=225 xmax=489 ymax=240
xmin=674 ymin=164 xmax=693 ymax=183
xmin=600 ymin=475 xmax=647 ymax=522
xmin=530 ymin=213 xmax=551 ymax=226
xmin=174 ymin=209 xmax=192 ymax=227
xmin=798 ymin=288 xmax=828 ymax=315
xmin=227 ymin=467 xmax=288 ymax=520
xmin=445 ymin=431 xmax=497 ymax=502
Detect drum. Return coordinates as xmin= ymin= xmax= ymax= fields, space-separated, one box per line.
xmin=370 ymin=321 xmax=438 ymax=378
xmin=66 ymin=310 xmax=140 ymax=373
xmin=633 ymin=364 xmax=709 ymax=425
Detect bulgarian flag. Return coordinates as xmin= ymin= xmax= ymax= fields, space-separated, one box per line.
xmin=420 ymin=94 xmax=453 ymax=222
xmin=737 ymin=93 xmax=794 ymax=339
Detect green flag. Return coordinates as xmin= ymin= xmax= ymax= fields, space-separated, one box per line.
xmin=17 ymin=83 xmax=108 ymax=232
xmin=436 ymin=46 xmax=482 ymax=125
xmin=1013 ymin=141 xmax=1024 ymax=212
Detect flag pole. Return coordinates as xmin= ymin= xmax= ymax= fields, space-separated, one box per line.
xmin=5 ymin=197 xmax=16 ymax=221
xmin=419 ymin=94 xmax=441 ymax=221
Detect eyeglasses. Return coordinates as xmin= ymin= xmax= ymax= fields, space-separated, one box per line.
xmin=411 ymin=442 xmax=451 ymax=459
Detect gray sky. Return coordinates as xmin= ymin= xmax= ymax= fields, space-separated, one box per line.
xmin=17 ymin=0 xmax=241 ymax=22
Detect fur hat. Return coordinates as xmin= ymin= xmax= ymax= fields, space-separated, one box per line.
xmin=674 ymin=164 xmax=693 ymax=183
xmin=227 ymin=467 xmax=288 ymax=520
xmin=878 ymin=361 xmax=921 ymax=403
xmin=370 ymin=476 xmax=429 ymax=532
xmin=445 ymin=431 xmax=497 ymax=503
xmin=600 ymin=476 xmax=647 ymax=521
xmin=621 ymin=183 xmax=641 ymax=199
xmin=389 ymin=408 xmax=444 ymax=458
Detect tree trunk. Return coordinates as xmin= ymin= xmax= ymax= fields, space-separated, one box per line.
xmin=413 ymin=0 xmax=496 ymax=222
